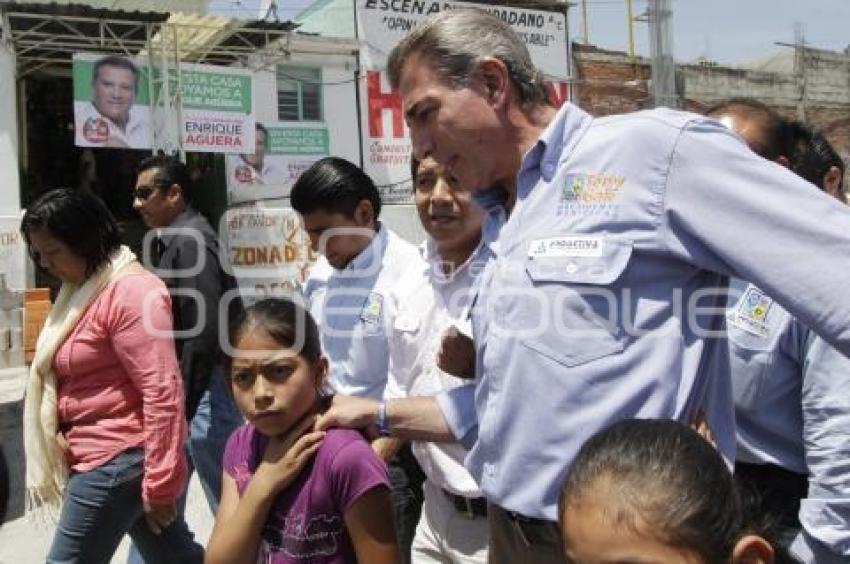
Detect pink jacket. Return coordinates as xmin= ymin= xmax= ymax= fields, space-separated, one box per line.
xmin=54 ymin=272 xmax=188 ymax=504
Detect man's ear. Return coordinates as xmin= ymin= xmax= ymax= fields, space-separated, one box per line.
xmin=354 ymin=199 xmax=375 ymax=229
xmin=477 ymin=58 xmax=510 ymax=108
xmin=823 ymin=165 xmax=844 ymax=201
xmin=731 ymin=535 xmax=774 ymax=564
xmin=775 ymin=155 xmax=791 ymax=169
xmin=166 ymin=183 xmax=185 ymax=205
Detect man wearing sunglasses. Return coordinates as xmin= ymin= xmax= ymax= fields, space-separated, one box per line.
xmin=131 ymin=155 xmax=243 ymax=557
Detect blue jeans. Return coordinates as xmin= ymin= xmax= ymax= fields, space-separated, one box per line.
xmin=187 ymin=365 xmax=243 ymax=512
xmin=47 ymin=449 xmax=204 ymax=564
xmin=128 ymin=367 xmax=242 ymax=563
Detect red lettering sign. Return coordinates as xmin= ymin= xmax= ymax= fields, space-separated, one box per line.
xmin=367 ymin=71 xmax=404 ymax=139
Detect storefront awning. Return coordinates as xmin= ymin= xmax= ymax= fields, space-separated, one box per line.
xmin=0 ymin=2 xmax=298 ymax=77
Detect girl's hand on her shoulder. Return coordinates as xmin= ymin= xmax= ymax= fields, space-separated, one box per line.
xmin=255 ymin=415 xmax=326 ymax=496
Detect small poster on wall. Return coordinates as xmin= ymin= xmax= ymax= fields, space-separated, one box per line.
xmin=179 ymin=63 xmax=255 ymax=153
xmin=72 ymin=53 xmax=152 ymax=149
xmin=225 ymin=122 xmax=330 ymax=204
xmin=221 ymin=205 xmax=317 ymax=304
xmin=73 ymin=53 xmax=256 ymax=153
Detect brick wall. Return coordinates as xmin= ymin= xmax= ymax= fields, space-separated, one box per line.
xmin=572 ymin=43 xmax=850 ymax=191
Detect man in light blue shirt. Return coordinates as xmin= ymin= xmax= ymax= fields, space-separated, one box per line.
xmin=708 ymin=99 xmax=850 ymax=563
xmin=316 ymin=10 xmax=850 ymax=563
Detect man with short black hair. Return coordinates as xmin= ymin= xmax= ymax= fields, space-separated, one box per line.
xmin=708 ymin=100 xmax=850 ymax=563
xmin=132 ymin=155 xmax=242 ymax=516
xmin=292 ymin=156 xmax=425 ymax=563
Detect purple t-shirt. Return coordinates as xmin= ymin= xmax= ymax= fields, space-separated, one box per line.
xmin=223 ymin=426 xmax=390 ymax=563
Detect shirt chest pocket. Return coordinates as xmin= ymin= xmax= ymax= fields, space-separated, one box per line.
xmin=392 ymin=311 xmax=424 ymax=366
xmin=513 ymin=238 xmax=633 ymax=368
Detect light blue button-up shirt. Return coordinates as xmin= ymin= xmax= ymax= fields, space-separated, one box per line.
xmin=436 ymin=102 xmax=850 ymax=521
xmin=728 ymin=278 xmax=850 ymax=563
xmin=305 ymin=222 xmax=423 ymax=399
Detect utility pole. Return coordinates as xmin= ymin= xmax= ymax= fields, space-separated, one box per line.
xmin=647 ymin=0 xmax=678 ymax=108
xmin=626 ymin=0 xmax=635 ymax=61
xmin=794 ymin=22 xmax=807 ymax=122
xmin=582 ymin=0 xmax=589 ymax=44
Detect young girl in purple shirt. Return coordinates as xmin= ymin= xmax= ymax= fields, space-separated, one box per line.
xmin=207 ymin=298 xmax=398 ymax=564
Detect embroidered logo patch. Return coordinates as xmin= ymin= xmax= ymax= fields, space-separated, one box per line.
xmin=728 ymin=286 xmax=774 ymax=337
xmin=742 ymin=287 xmax=772 ymax=322
xmin=558 ymin=173 xmax=625 ymax=216
xmin=360 ymin=292 xmax=384 ymax=325
xmin=528 ymin=236 xmax=605 ymax=258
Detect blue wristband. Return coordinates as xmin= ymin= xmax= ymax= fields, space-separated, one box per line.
xmin=377 ymin=401 xmax=391 ymax=437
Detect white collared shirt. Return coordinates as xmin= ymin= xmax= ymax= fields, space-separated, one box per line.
xmin=304 ymin=223 xmax=423 ymax=400
xmin=74 ymin=101 xmax=150 ymax=149
xmin=386 ymin=239 xmax=488 ymax=497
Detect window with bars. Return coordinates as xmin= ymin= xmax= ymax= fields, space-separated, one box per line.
xmin=276 ymin=66 xmax=322 ymax=121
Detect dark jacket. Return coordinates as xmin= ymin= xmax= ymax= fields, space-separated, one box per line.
xmin=146 ymin=206 xmax=242 ymax=420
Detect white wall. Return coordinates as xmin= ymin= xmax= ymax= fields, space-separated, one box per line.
xmin=250 ymin=49 xmax=424 ymax=244
xmin=0 ymin=44 xmax=21 ymax=215
xmin=252 ymin=51 xmax=360 ymax=164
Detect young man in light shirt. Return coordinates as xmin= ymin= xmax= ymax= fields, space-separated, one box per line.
xmin=384 ymin=156 xmax=489 ymax=563
xmin=291 ymin=156 xmax=426 ymax=563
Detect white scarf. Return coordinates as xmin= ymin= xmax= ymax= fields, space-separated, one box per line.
xmin=23 ymin=245 xmax=138 ymax=520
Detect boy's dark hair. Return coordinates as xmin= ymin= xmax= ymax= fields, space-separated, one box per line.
xmin=21 ymin=188 xmax=121 ymax=278
xmin=137 ymin=154 xmax=194 ymax=205
xmin=228 ymin=298 xmax=322 ymax=365
xmin=92 ymin=55 xmax=139 ymax=90
xmin=706 ymin=97 xmax=792 ymax=161
xmin=787 ymin=123 xmax=845 ymax=190
xmin=560 ymin=419 xmax=793 ymax=563
xmin=290 ymin=157 xmax=382 ymax=220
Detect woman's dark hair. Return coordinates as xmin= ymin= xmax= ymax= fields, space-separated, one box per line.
xmin=21 ymin=188 xmax=121 ymax=278
xmin=228 ymin=298 xmax=322 ymax=365
xmin=137 ymin=154 xmax=194 ymax=204
xmin=290 ymin=157 xmax=382 ymax=220
xmin=559 ymin=419 xmax=791 ymax=563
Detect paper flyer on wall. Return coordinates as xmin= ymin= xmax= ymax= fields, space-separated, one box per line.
xmin=220 ymin=205 xmax=317 ymax=304
xmin=225 ymin=122 xmax=329 ymax=204
xmin=73 ymin=54 xmax=255 ymax=153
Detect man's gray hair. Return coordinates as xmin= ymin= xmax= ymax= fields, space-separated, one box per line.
xmin=387 ymin=8 xmax=549 ymax=108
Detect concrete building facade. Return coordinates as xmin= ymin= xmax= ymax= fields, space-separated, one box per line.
xmin=571 ymin=42 xmax=850 ymax=176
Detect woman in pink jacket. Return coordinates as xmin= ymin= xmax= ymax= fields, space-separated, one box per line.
xmin=21 ymin=188 xmax=203 ymax=563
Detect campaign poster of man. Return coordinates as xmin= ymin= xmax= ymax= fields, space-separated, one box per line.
xmin=225 ymin=122 xmax=329 ymax=204
xmin=72 ymin=53 xmax=152 ymax=149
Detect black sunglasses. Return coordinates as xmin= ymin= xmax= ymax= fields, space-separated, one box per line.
xmin=132 ymin=185 xmax=163 ymax=201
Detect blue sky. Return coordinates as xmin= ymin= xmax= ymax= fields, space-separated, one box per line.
xmin=209 ymin=0 xmax=850 ymax=64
